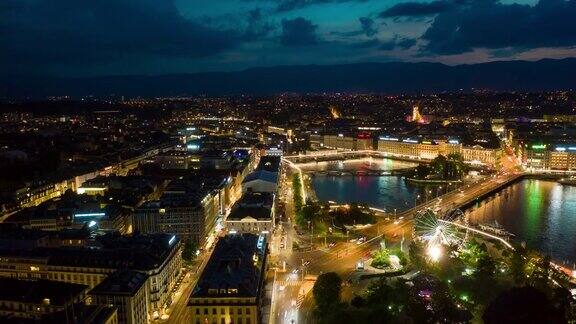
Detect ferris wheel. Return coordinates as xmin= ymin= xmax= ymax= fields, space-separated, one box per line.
xmin=413 ymin=208 xmax=466 ymax=248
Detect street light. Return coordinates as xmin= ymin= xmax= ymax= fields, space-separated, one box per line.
xmin=426 ymin=245 xmax=442 ymax=262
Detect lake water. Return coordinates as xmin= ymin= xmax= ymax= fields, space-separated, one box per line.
xmin=467 ymin=179 xmax=576 ymax=264
xmin=309 ymin=159 xmax=576 ymax=263
xmin=308 ymin=158 xmax=422 ymax=212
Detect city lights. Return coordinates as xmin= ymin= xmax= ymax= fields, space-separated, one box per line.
xmin=426 ymin=245 xmax=442 ymax=262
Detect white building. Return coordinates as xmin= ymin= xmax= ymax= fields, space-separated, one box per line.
xmin=226 ymin=192 xmax=275 ymax=235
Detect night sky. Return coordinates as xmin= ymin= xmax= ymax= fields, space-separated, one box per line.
xmin=2 ymin=0 xmax=576 ymax=77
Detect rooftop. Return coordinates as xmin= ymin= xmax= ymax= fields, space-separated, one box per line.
xmin=257 ymin=156 xmax=281 ymax=173
xmin=0 ymin=233 xmax=180 ymax=271
xmin=242 ymin=170 xmax=278 ymax=185
xmin=190 ymin=233 xmax=267 ymax=299
xmin=0 ymin=278 xmax=87 ymax=306
xmin=90 ymin=270 xmax=147 ymax=296
xmin=227 ymin=192 xmax=274 ymax=221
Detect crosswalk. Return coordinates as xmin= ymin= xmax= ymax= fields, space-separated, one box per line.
xmin=296 ymin=293 xmax=305 ymax=308
xmin=278 ymin=279 xmax=300 ymax=287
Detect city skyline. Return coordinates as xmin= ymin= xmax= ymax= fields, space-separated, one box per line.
xmin=2 ymin=1 xmax=576 ymax=323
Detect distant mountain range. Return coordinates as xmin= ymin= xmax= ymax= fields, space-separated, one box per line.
xmin=2 ymin=58 xmax=576 ymax=99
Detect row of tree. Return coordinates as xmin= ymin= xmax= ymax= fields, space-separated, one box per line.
xmin=414 ymin=153 xmax=467 ymax=181
xmin=295 ymin=200 xmax=375 ymax=228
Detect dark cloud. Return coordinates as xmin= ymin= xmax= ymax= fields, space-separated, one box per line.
xmin=351 ymin=39 xmax=381 ymax=48
xmin=380 ymin=0 xmax=456 ymax=18
xmin=422 ymin=0 xmax=576 ymax=54
xmin=331 ymin=16 xmax=378 ymax=38
xmin=244 ymin=0 xmax=370 ymax=12
xmin=0 ymin=0 xmax=255 ymax=75
xmin=359 ymin=17 xmax=378 ymax=37
xmin=280 ymin=17 xmax=319 ymax=46
xmin=380 ymin=36 xmax=417 ymax=50
xmin=245 ymin=8 xmax=276 ymax=38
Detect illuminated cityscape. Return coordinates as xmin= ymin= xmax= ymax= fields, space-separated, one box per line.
xmin=2 ymin=1 xmax=576 ymax=323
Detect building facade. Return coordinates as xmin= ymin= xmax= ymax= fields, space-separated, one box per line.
xmin=90 ymin=270 xmax=149 ymax=324
xmin=0 ymin=233 xmax=182 ymax=320
xmin=377 ymin=137 xmax=501 ymax=166
xmin=189 ymin=233 xmax=268 ymax=324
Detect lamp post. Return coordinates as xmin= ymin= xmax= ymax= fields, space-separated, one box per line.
xmin=414 ymin=194 xmax=420 ymax=208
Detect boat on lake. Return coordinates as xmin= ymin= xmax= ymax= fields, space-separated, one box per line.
xmin=478 ymin=221 xmax=515 ymax=237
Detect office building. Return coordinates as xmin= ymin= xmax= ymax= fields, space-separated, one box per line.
xmin=134 ymin=179 xmax=220 ymax=246
xmin=90 ymin=270 xmax=149 ymax=324
xmin=189 ymin=233 xmax=268 ymax=324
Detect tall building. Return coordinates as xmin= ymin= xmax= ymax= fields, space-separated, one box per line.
xmin=188 ymin=233 xmax=268 ymax=324
xmin=90 ymin=270 xmax=149 ymax=324
xmin=134 ymin=179 xmax=220 ymax=246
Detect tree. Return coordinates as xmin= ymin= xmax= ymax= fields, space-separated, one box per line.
xmin=350 ymin=296 xmax=366 ymax=309
xmin=509 ymin=246 xmax=527 ymax=285
xmin=371 ymin=249 xmax=391 ymax=269
xmin=431 ymin=155 xmax=447 ymax=176
xmin=292 ymin=173 xmax=304 ymax=212
xmin=483 ymin=286 xmax=563 ymax=323
xmin=476 ymin=253 xmax=497 ymax=279
xmin=182 ymin=239 xmax=197 ymax=263
xmin=551 ymin=287 xmax=576 ymax=322
xmin=409 ymin=241 xmax=426 ymax=269
xmin=415 ymin=164 xmax=431 ymax=179
xmin=531 ymin=255 xmax=552 ymax=293
xmin=313 ymin=272 xmax=342 ymax=312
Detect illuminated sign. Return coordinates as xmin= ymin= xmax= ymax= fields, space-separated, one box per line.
xmin=422 ymin=141 xmax=432 ymax=144
xmin=379 ymin=136 xmax=399 ymax=141
xmin=403 ymin=139 xmax=418 ymax=143
xmin=77 ymin=187 xmax=105 ymax=194
xmin=556 ymin=147 xmax=566 ymax=152
xmin=569 ymin=147 xmax=576 ymax=151
xmin=74 ymin=213 xmax=105 ymax=218
xmin=338 ymin=134 xmax=344 ymax=137
xmin=532 ymin=144 xmax=546 ymax=150
xmin=448 ymin=140 xmax=459 ymax=144
xmin=257 ymin=235 xmax=265 ymax=250
xmin=187 ymin=144 xmax=200 ymax=150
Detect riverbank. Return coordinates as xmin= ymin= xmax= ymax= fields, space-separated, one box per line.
xmin=406 ymin=178 xmax=463 ymax=184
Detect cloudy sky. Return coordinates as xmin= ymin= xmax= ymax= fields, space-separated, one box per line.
xmin=1 ymin=0 xmax=576 ymax=76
